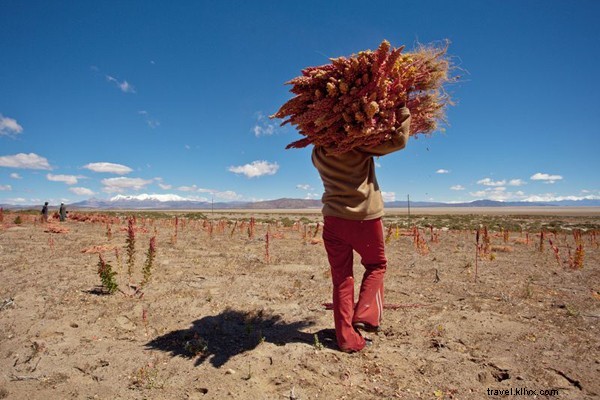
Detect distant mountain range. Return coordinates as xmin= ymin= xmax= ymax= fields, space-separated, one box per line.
xmin=68 ymin=196 xmax=324 ymax=210
xmin=388 ymin=199 xmax=600 ymax=208
xmin=3 ymin=195 xmax=599 ymax=210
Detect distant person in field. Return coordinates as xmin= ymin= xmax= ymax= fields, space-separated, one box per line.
xmin=312 ymin=105 xmax=411 ymax=353
xmin=59 ymin=202 xmax=67 ymax=222
xmin=41 ymin=202 xmax=49 ymax=223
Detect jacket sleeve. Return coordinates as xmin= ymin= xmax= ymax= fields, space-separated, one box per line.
xmin=358 ymin=107 xmax=411 ymax=157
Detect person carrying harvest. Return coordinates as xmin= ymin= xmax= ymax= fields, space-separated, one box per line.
xmin=271 ymin=39 xmax=453 ymax=353
xmin=312 ymin=106 xmax=411 ymax=353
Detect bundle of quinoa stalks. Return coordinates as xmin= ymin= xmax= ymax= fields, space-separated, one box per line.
xmin=271 ymin=40 xmax=456 ymax=154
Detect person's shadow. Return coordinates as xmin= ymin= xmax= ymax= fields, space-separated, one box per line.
xmin=145 ymin=308 xmax=337 ymax=367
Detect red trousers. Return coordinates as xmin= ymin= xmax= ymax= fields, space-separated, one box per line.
xmin=323 ymin=216 xmax=386 ymax=352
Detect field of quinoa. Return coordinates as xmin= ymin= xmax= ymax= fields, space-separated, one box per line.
xmin=0 ymin=208 xmax=599 ymax=400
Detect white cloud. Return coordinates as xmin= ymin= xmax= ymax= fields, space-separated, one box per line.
xmin=10 ymin=173 xmax=22 ymax=179
xmin=47 ymin=174 xmax=79 ymax=185
xmin=450 ymin=185 xmax=465 ymax=191
xmin=530 ymin=173 xmax=563 ymax=184
xmin=0 ymin=115 xmax=24 ymax=136
xmin=177 ymin=185 xmax=206 ymax=193
xmin=253 ymin=125 xmax=275 ymax=137
xmin=375 ymin=162 xmax=382 ymax=168
xmin=305 ymin=192 xmax=320 ymax=200
xmin=436 ymin=169 xmax=450 ymax=174
xmin=83 ymin=162 xmax=133 ymax=175
xmin=469 ymin=187 xmax=528 ymax=201
xmin=69 ymin=187 xmax=95 ymax=196
xmin=477 ymin=178 xmax=526 ymax=187
xmin=296 ymin=184 xmax=313 ymax=191
xmin=154 ymin=178 xmax=173 ymax=190
xmin=469 ymin=186 xmax=600 ymax=203
xmin=0 ymin=153 xmax=51 ymax=170
xmin=477 ymin=178 xmax=506 ymax=187
xmin=215 ymin=190 xmax=243 ymax=201
xmin=253 ymin=112 xmax=277 ymax=137
xmin=106 ymin=75 xmax=136 ymax=93
xmin=229 ymin=160 xmax=279 ymax=178
xmin=178 ymin=185 xmax=199 ymax=192
xmin=508 ymin=179 xmax=526 ymax=186
xmin=173 ymin=184 xmax=242 ymax=201
xmin=523 ymin=194 xmax=600 ymax=202
xmin=188 ymin=196 xmax=210 ymax=202
xmin=101 ymin=177 xmax=153 ymax=193
xmin=0 ymin=184 xmax=12 ymax=191
xmin=470 ymin=186 xmax=506 ymax=196
xmin=138 ymin=110 xmax=160 ymax=128
xmin=382 ymin=191 xmax=396 ymax=202
xmin=5 ymin=197 xmax=27 ymax=204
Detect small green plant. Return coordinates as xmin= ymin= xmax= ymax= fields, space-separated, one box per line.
xmin=97 ymin=254 xmax=118 ymax=294
xmin=565 ymin=304 xmax=580 ymax=317
xmin=14 ymin=215 xmax=23 ymax=225
xmin=313 ymin=333 xmax=323 ymax=350
xmin=130 ymin=363 xmax=163 ymax=390
xmin=279 ymin=217 xmax=295 ymax=228
xmin=184 ymin=333 xmax=208 ymax=356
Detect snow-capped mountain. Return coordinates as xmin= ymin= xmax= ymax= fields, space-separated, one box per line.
xmin=110 ymin=194 xmax=192 ymax=202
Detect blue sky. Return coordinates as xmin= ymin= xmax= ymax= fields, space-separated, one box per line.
xmin=1 ymin=0 xmax=599 ymax=205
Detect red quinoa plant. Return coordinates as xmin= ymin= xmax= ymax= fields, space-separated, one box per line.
xmin=272 ymin=40 xmax=456 ymax=154
xmin=126 ymin=217 xmax=136 ymax=280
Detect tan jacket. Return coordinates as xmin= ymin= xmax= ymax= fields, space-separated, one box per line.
xmin=312 ymin=107 xmax=411 ymax=220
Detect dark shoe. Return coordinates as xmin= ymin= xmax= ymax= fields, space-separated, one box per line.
xmin=341 ymin=338 xmax=372 ymax=353
xmin=353 ymin=322 xmax=381 ymax=333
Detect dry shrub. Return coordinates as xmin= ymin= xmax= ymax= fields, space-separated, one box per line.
xmin=81 ymin=245 xmax=115 ymax=254
xmin=490 ymin=245 xmax=513 ymax=253
xmin=44 ymin=224 xmax=69 ymax=234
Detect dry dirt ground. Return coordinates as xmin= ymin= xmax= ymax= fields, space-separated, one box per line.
xmin=0 ymin=210 xmax=599 ymax=400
